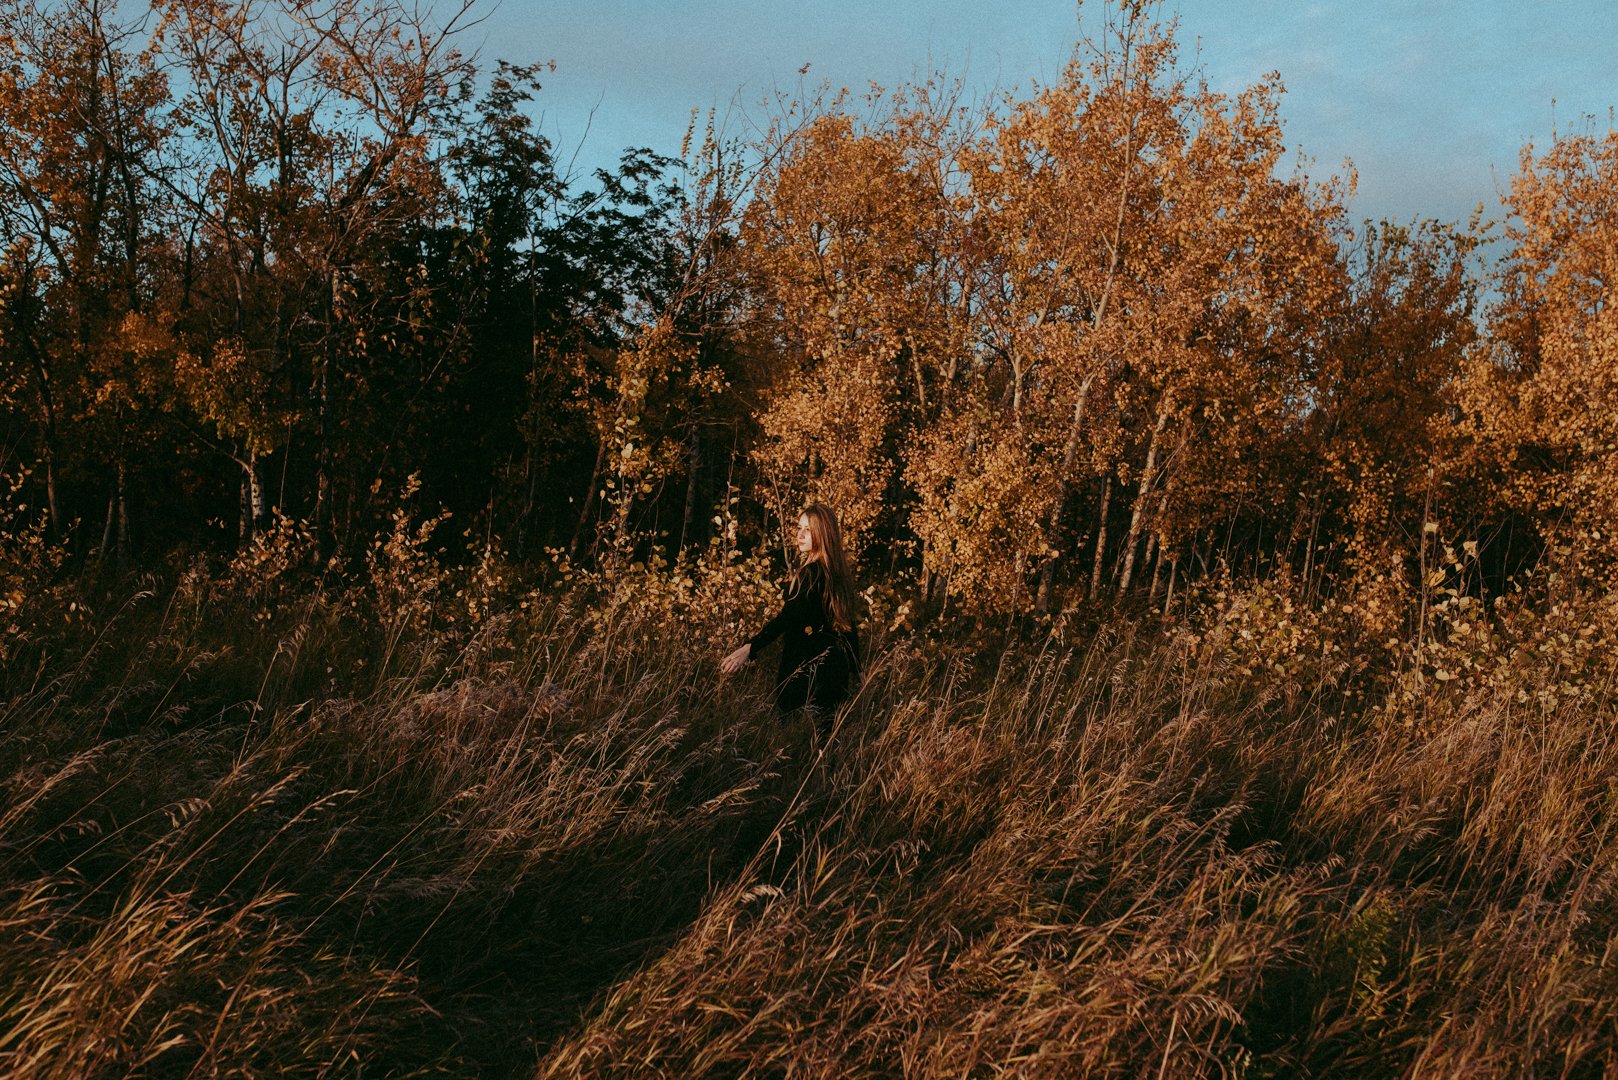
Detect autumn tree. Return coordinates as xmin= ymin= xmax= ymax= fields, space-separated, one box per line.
xmin=150 ymin=0 xmax=474 ymax=544
xmin=936 ymin=15 xmax=1195 ymax=608
xmin=741 ymin=79 xmax=980 ymax=559
xmin=656 ymin=114 xmax=761 ymax=555
xmin=0 ymin=0 xmax=170 ymax=553
xmin=740 ymin=5 xmax=1348 ymax=613
xmin=1453 ymin=126 xmax=1618 ymax=573
xmin=1289 ymin=220 xmax=1480 ymax=575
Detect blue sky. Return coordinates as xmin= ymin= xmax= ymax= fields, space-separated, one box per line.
xmin=467 ymin=0 xmax=1617 ymax=230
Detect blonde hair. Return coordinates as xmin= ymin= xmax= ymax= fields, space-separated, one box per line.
xmin=798 ymin=502 xmax=857 ymax=632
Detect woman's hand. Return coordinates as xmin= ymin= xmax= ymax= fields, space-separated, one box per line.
xmin=720 ymin=643 xmax=751 ymax=675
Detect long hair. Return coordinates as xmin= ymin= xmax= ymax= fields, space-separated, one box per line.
xmin=798 ymin=502 xmax=857 ymax=632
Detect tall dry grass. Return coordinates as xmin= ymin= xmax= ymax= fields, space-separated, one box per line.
xmin=1 ymin=521 xmax=1616 ymax=1076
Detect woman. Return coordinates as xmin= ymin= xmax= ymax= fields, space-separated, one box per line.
xmin=721 ymin=503 xmax=861 ymax=721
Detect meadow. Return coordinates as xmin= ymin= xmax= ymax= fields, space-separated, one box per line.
xmin=3 ymin=515 xmax=1615 ymax=1077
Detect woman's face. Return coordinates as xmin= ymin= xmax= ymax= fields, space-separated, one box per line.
xmin=796 ymin=514 xmax=815 ymax=555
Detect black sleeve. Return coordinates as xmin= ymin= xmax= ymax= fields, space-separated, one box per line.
xmin=747 ymin=567 xmax=823 ymax=654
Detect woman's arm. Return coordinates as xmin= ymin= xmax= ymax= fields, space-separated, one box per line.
xmin=745 ymin=595 xmax=794 ymax=654
xmin=720 ymin=567 xmax=822 ymax=675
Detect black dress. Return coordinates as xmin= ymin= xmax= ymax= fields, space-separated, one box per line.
xmin=746 ymin=562 xmax=861 ymax=716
